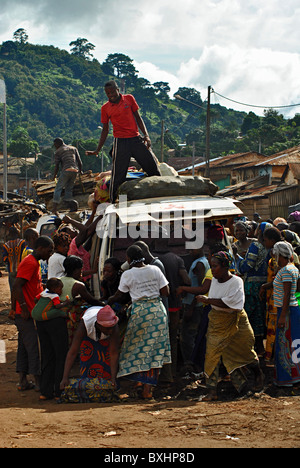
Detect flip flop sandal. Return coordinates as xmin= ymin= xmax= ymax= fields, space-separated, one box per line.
xmin=39 ymin=395 xmax=55 ymax=401
xmin=17 ymin=382 xmax=35 ymax=391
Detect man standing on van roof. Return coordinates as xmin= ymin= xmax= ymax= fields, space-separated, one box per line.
xmin=52 ymin=138 xmax=83 ymax=216
xmin=86 ymin=80 xmax=161 ymax=203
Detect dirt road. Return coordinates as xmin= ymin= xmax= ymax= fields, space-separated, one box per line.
xmin=0 ymin=270 xmax=299 ymax=449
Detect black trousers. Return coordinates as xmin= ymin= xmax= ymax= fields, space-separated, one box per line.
xmin=36 ymin=318 xmax=69 ymax=398
xmin=15 ymin=315 xmax=40 ymax=376
xmin=109 ymin=136 xmax=161 ymax=203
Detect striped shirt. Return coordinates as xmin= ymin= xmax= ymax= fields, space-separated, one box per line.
xmin=273 ymin=263 xmax=299 ymax=307
xmin=54 ymin=144 xmax=82 ymax=172
xmin=3 ymin=238 xmax=26 ymax=272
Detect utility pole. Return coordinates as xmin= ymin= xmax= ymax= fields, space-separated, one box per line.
xmin=192 ymin=141 xmax=195 ymax=177
xmin=0 ymin=79 xmax=7 ymax=201
xmin=205 ymin=85 xmax=211 ymax=178
xmin=161 ymin=120 xmax=164 ymax=162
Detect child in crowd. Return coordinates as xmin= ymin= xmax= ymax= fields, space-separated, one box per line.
xmin=32 ymin=278 xmax=70 ymax=322
xmin=32 ymin=277 xmax=71 ymax=400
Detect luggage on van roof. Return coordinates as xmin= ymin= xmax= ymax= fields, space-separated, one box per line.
xmin=119 ymin=175 xmax=218 ymax=201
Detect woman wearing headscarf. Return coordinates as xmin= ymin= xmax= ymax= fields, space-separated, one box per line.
xmin=273 ymin=217 xmax=287 ymax=227
xmin=288 ymin=211 xmax=300 ymax=223
xmin=272 ymin=241 xmax=300 ymax=387
xmin=259 ymin=227 xmax=282 ymax=365
xmin=59 ymin=305 xmax=120 ymax=402
xmin=196 ymin=251 xmax=264 ymax=401
xmin=107 ymin=244 xmax=171 ymax=399
xmin=281 ymin=229 xmax=300 ymax=248
xmin=234 ymin=222 xmax=272 ymax=356
xmin=281 ymin=230 xmax=300 ymax=268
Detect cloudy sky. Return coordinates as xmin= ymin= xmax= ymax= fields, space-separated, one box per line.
xmin=1 ymin=0 xmax=300 ymax=116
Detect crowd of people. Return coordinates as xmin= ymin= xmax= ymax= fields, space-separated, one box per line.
xmin=2 ymin=208 xmax=300 ymax=403
xmin=2 ymin=79 xmax=300 ymax=404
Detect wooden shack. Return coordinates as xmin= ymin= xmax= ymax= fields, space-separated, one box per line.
xmin=217 ymin=146 xmax=300 ymax=220
xmin=178 ymin=152 xmax=269 ymax=189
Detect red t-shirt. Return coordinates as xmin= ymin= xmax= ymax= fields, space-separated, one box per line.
xmin=15 ymin=254 xmax=44 ymax=316
xmin=101 ymin=94 xmax=140 ymax=138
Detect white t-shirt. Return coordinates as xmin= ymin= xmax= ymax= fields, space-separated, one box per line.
xmin=208 ymin=275 xmax=245 ymax=312
xmin=47 ymin=252 xmax=66 ymax=279
xmin=82 ymin=307 xmax=108 ymax=342
xmin=118 ymin=265 xmax=169 ymax=302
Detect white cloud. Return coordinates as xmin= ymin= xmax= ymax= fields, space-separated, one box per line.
xmin=175 ymin=45 xmax=300 ymax=116
xmin=134 ymin=60 xmax=181 ymax=93
xmin=0 ymin=0 xmax=300 ymax=116
xmin=133 ymin=45 xmax=300 ymax=117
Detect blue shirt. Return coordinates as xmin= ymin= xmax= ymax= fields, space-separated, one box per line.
xmin=182 ymin=256 xmax=210 ymax=305
xmin=236 ymin=241 xmax=269 ymax=280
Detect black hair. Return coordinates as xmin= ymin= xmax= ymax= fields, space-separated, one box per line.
xmin=104 ymin=80 xmax=118 ymax=89
xmin=54 ymin=218 xmax=62 ymax=229
xmin=104 ymin=257 xmax=122 ymax=271
xmin=52 ymin=231 xmax=71 ymax=248
xmin=54 ymin=137 xmax=64 ymax=146
xmin=46 ymin=277 xmax=63 ymax=293
xmin=209 ymin=242 xmax=228 ymax=255
xmin=289 ymin=221 xmax=300 ymax=234
xmin=24 ymin=228 xmax=38 ymax=241
xmin=126 ymin=245 xmax=144 ymax=262
xmin=263 ymin=226 xmax=281 ymax=242
xmin=63 ymin=255 xmax=83 ymax=275
xmin=35 ymin=236 xmax=54 ymax=249
xmin=134 ymin=240 xmax=150 ymax=254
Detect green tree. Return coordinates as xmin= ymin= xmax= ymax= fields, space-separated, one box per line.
xmin=13 ymin=28 xmax=28 ymax=44
xmin=174 ymin=87 xmax=203 ymax=109
xmin=8 ymin=126 xmax=39 ymax=157
xmin=69 ymin=38 xmax=95 ymax=60
xmin=153 ymin=82 xmax=170 ymax=102
xmin=102 ymin=53 xmax=138 ymax=80
xmin=263 ymin=108 xmax=284 ymax=127
xmin=241 ymin=111 xmax=261 ymax=135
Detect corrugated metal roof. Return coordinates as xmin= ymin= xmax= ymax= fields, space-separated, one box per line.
xmin=0 ymin=157 xmax=35 ymax=167
xmin=178 ymin=151 xmax=267 ymax=172
xmin=256 ymin=153 xmax=300 ymax=166
xmin=235 ymin=148 xmax=300 ymax=169
xmin=218 ymin=180 xmax=298 ymax=201
xmin=267 ymin=144 xmax=300 ymax=158
xmin=208 ymin=152 xmax=267 ymax=168
xmin=168 ymin=156 xmax=204 ymax=170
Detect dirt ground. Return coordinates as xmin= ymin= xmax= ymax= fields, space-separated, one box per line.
xmin=0 ymin=270 xmax=300 ymax=450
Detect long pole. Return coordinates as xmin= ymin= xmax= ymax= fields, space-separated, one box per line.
xmin=0 ymin=79 xmax=8 ymax=201
xmin=161 ymin=120 xmax=164 ymax=162
xmin=205 ymin=85 xmax=211 ymax=178
xmin=192 ymin=141 xmax=195 ymax=177
xmin=3 ymin=103 xmax=7 ymax=200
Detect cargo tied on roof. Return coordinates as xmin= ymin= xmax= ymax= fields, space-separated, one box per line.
xmin=119 ymin=175 xmax=218 ymax=201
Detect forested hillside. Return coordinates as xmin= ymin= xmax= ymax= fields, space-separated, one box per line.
xmin=0 ymin=34 xmax=300 ymax=177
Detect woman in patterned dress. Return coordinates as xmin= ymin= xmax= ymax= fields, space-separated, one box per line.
xmin=234 ymin=222 xmax=272 ymax=356
xmin=272 ymin=241 xmax=300 ymax=387
xmin=108 ymin=245 xmax=171 ymax=400
xmin=259 ymin=227 xmax=281 ymax=365
xmin=59 ymin=305 xmax=120 ymax=403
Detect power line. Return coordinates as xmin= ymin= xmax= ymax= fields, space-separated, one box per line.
xmin=213 ymin=90 xmax=300 ymax=110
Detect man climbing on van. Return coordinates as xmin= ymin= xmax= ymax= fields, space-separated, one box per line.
xmin=52 ymin=138 xmax=83 ymax=215
xmin=86 ymin=80 xmax=161 ymax=203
